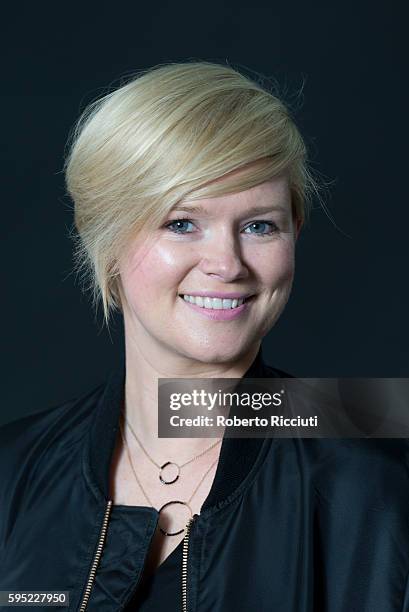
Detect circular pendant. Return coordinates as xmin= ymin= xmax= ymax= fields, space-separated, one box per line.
xmin=159 ymin=461 xmax=180 ymax=484
xmin=158 ymin=500 xmax=193 ymax=536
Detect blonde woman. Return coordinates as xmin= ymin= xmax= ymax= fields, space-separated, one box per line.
xmin=1 ymin=61 xmax=408 ymax=611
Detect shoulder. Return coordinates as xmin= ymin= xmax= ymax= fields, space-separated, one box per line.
xmin=0 ymin=380 xmax=105 ymax=440
xmin=0 ymin=381 xmax=106 ymax=487
xmin=259 ymin=362 xmax=409 ymax=510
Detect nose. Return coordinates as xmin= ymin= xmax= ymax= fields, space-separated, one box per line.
xmin=198 ymin=232 xmax=249 ymax=282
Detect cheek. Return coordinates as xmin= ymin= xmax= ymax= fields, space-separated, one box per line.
xmin=256 ymin=241 xmax=295 ymax=286
xmin=120 ymin=241 xmax=190 ymax=303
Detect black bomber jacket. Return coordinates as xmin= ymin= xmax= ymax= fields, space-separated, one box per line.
xmin=1 ymin=347 xmax=409 ymax=611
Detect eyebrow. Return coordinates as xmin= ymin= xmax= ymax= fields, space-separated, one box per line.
xmin=171 ymin=203 xmax=288 ymax=215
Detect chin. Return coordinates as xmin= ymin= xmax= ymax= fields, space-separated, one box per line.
xmin=178 ymin=340 xmax=256 ymax=367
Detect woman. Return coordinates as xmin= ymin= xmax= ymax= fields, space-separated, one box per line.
xmin=1 ymin=61 xmax=409 ymax=611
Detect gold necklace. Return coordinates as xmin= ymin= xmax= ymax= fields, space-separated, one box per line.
xmin=125 ymin=414 xmax=222 ymax=484
xmin=119 ymin=417 xmax=220 ymax=536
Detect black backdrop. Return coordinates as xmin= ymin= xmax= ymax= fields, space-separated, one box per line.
xmin=2 ymin=1 xmax=408 ymax=424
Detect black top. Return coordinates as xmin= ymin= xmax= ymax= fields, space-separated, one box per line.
xmin=124 ymin=540 xmax=183 ymax=610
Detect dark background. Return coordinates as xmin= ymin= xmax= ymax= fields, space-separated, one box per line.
xmin=2 ymin=2 xmax=408 ymax=424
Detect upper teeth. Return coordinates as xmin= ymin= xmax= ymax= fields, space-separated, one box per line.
xmin=182 ymin=295 xmax=246 ymax=309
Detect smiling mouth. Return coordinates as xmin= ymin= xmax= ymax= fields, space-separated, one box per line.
xmin=178 ymin=294 xmax=255 ymax=310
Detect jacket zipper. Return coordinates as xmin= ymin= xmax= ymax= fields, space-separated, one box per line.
xmin=79 ymin=502 xmax=196 ymax=611
xmin=182 ymin=515 xmax=197 ymax=612
xmin=78 ymin=499 xmax=113 ymax=611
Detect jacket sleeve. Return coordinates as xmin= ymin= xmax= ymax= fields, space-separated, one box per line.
xmin=312 ymin=439 xmax=409 ymax=611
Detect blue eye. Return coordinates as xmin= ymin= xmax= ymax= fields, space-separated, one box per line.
xmin=164 ymin=218 xmax=279 ymax=236
xmin=243 ymin=221 xmax=278 ymax=236
xmin=165 ymin=219 xmax=195 ymax=233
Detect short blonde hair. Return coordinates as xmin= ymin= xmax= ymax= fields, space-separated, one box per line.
xmin=64 ymin=60 xmax=323 ymax=328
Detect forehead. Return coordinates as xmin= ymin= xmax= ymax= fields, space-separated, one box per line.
xmin=173 ymin=176 xmax=291 ymax=215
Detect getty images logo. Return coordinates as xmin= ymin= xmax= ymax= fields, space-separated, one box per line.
xmin=168 ymin=388 xmax=284 ymax=411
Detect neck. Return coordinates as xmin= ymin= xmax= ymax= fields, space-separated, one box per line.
xmin=122 ymin=329 xmax=261 ymax=462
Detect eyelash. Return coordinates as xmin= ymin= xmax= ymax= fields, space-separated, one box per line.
xmin=164 ymin=217 xmax=280 ymax=237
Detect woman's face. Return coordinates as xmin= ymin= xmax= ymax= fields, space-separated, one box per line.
xmin=118 ymin=172 xmax=301 ymax=366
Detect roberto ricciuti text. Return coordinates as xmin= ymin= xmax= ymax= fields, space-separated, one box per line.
xmin=169 ymin=415 xmax=319 ymax=428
